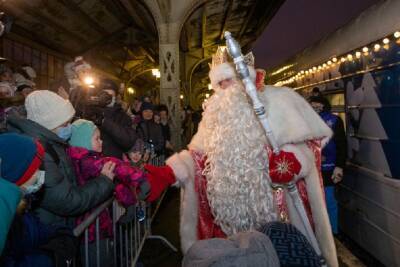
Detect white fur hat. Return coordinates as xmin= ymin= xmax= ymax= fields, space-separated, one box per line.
xmin=26 ymin=90 xmax=75 ymax=130
xmin=73 ymin=56 xmax=91 ymax=73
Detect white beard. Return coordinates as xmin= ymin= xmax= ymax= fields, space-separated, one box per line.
xmin=200 ymin=83 xmax=277 ymax=235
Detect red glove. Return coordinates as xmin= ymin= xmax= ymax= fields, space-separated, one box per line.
xmin=144 ymin=164 xmax=177 ymax=202
xmin=269 ymin=150 xmax=301 ymax=184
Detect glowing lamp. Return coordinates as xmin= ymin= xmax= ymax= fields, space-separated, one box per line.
xmin=84 ymin=76 xmax=94 ymax=85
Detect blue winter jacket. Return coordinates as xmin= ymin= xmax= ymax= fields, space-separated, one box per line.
xmin=320 ymin=112 xmax=339 ymax=171
xmin=1 ymin=213 xmax=55 ymax=267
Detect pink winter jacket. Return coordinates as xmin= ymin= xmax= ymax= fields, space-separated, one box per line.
xmin=67 ymin=146 xmax=147 ymax=242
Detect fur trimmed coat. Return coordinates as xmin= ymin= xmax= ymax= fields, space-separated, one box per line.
xmin=166 ymin=86 xmax=338 ymax=267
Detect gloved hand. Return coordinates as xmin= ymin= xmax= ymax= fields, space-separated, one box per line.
xmin=144 ymin=164 xmax=176 ymax=202
xmin=331 ymin=167 xmax=343 ymax=184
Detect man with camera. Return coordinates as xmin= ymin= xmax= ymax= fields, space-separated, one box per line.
xmin=84 ymin=79 xmax=139 ymax=159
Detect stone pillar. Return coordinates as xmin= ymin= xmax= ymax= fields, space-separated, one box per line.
xmin=143 ymin=0 xmax=205 ymax=149
xmin=159 ymin=42 xmax=181 ymax=148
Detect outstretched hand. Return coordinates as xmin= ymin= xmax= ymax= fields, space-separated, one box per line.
xmin=101 ymin=161 xmax=116 ymax=180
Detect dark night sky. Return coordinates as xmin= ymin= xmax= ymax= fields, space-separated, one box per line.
xmin=252 ymin=0 xmax=381 ymax=69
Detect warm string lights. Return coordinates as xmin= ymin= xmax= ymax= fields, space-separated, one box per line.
xmin=275 ymin=30 xmax=400 ymax=86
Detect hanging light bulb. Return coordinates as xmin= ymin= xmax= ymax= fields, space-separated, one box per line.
xmin=394 ymin=31 xmax=400 ymax=38
xmin=355 ymin=51 xmax=361 ymax=58
xmin=340 ymin=57 xmax=346 ymax=63
xmin=332 ymin=57 xmax=338 ymax=63
xmin=305 ymin=70 xmax=309 ymax=75
xmin=374 ymin=43 xmax=381 ymax=51
xmin=347 ymin=54 xmax=353 ymax=61
xmin=362 ymin=47 xmax=369 ymax=53
xmin=323 ymin=63 xmax=327 ymax=68
xmin=180 ymin=94 xmax=184 ymax=99
xmin=327 ymin=60 xmax=332 ymax=65
xmin=312 ymin=66 xmax=317 ymax=71
xmin=127 ymin=87 xmax=135 ymax=94
xmin=383 ymin=38 xmax=390 ymax=44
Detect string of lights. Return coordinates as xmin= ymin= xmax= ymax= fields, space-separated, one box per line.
xmin=275 ymin=30 xmax=400 ymax=87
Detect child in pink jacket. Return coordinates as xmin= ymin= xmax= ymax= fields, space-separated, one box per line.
xmin=67 ymin=119 xmax=175 ymax=241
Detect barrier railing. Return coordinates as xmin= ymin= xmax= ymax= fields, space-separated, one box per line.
xmin=68 ymin=155 xmax=177 ymax=267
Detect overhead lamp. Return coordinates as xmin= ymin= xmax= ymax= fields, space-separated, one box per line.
xmin=340 ymin=57 xmax=346 ymax=63
xmin=332 ymin=57 xmax=338 ymax=63
xmin=127 ymin=87 xmax=134 ymax=94
xmin=374 ymin=43 xmax=381 ymax=51
xmin=362 ymin=47 xmax=369 ymax=53
xmin=327 ymin=60 xmax=332 ymax=65
xmin=394 ymin=31 xmax=400 ymax=38
xmin=180 ymin=94 xmax=184 ymax=99
xmin=355 ymin=51 xmax=361 ymax=58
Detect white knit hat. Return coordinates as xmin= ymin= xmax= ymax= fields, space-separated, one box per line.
xmin=26 ymin=90 xmax=75 ymax=130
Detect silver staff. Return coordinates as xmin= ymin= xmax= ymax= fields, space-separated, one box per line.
xmin=224 ymin=31 xmax=279 ymax=154
xmin=224 ymin=31 xmax=326 ymax=266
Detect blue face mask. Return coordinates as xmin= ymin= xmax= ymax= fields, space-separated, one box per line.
xmin=56 ymin=124 xmax=72 ymax=140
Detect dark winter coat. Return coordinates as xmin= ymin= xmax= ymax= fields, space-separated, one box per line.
xmin=137 ymin=120 xmax=164 ymax=155
xmin=99 ymin=104 xmax=139 ymax=159
xmin=6 ymin=116 xmax=115 ymax=226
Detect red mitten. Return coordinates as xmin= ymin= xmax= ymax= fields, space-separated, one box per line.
xmin=269 ymin=150 xmax=301 ymax=184
xmin=144 ymin=164 xmax=177 ymax=202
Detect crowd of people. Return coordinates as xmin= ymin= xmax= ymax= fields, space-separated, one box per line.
xmin=0 ymin=56 xmax=178 ymax=266
xmin=0 ymin=49 xmax=345 ymax=267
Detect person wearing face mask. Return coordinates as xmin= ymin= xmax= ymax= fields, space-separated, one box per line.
xmin=309 ymin=95 xmax=347 ymax=235
xmin=94 ymin=79 xmax=139 ymax=159
xmin=0 ymin=133 xmax=57 ymax=266
xmin=5 ymin=90 xmax=115 ymax=229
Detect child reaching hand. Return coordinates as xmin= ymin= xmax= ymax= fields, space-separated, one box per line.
xmin=66 ymin=119 xmax=176 ymax=232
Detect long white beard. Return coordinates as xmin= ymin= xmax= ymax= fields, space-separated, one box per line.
xmin=201 ymin=83 xmax=277 ymax=235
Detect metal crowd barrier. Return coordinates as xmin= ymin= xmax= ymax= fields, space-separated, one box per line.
xmin=69 ymin=155 xmax=177 ymax=267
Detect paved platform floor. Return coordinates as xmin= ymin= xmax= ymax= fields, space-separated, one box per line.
xmin=138 ymin=188 xmax=380 ymax=267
